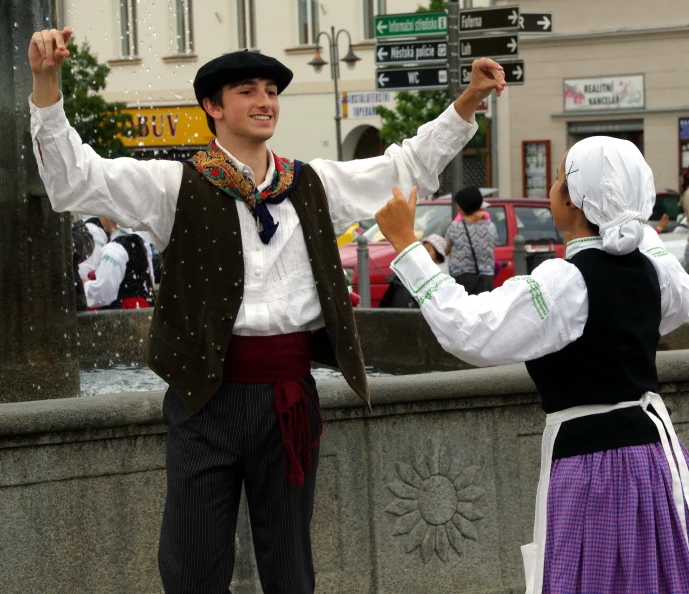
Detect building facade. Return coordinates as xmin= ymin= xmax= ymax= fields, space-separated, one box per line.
xmin=59 ymin=0 xmax=485 ymax=167
xmin=495 ymin=0 xmax=689 ymax=198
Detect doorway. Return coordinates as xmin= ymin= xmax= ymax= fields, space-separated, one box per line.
xmin=568 ymin=119 xmax=644 ymax=153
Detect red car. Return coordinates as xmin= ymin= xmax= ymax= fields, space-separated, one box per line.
xmin=340 ymin=197 xmax=565 ymax=307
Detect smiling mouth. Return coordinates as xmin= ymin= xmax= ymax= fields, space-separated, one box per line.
xmin=251 ymin=115 xmax=272 ymax=121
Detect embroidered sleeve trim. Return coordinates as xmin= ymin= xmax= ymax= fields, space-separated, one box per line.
xmin=410 ymin=271 xmax=444 ymax=296
xmin=392 ymin=242 xmax=422 ymax=266
xmin=645 ymin=246 xmax=670 ymax=258
xmin=100 ymin=254 xmax=119 ymax=266
xmin=507 ymin=276 xmax=550 ymax=320
xmin=567 ymin=237 xmax=602 ymax=247
xmin=418 ymin=274 xmax=453 ymax=306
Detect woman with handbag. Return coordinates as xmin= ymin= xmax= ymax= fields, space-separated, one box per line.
xmin=445 ymin=186 xmax=498 ymax=294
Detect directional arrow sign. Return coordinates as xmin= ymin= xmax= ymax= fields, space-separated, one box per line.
xmin=459 ymin=34 xmax=519 ymax=61
xmin=374 ymin=11 xmax=448 ymax=39
xmin=458 ymin=5 xmax=520 ymax=33
xmin=375 ymin=40 xmax=448 ymax=65
xmin=519 ymin=12 xmax=553 ymax=34
xmin=460 ymin=60 xmax=525 ymax=87
xmin=375 ymin=65 xmax=449 ymax=91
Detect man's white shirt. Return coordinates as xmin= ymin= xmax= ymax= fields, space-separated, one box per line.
xmin=30 ymin=94 xmax=477 ymax=335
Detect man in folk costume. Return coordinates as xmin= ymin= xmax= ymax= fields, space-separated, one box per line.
xmin=28 ymin=27 xmax=506 ymax=593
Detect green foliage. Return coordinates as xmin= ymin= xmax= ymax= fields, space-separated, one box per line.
xmin=62 ymin=41 xmax=137 ymax=158
xmin=375 ymin=0 xmax=487 ymax=156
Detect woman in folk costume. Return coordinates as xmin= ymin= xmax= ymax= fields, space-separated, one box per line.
xmin=28 ymin=27 xmax=505 ymax=594
xmin=375 ymin=136 xmax=689 ymax=593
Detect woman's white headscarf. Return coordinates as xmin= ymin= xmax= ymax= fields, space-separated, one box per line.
xmin=565 ymin=136 xmax=655 ymax=255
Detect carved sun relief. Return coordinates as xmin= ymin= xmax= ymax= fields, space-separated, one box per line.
xmin=385 ymin=447 xmax=485 ymax=564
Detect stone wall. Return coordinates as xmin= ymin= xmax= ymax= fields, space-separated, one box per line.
xmin=2 ymin=351 xmax=689 ymax=593
xmin=76 ymin=308 xmax=689 ymax=373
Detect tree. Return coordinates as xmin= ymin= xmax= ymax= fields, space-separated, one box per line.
xmin=375 ymin=0 xmax=487 ymax=151
xmin=61 ymin=40 xmax=137 ymax=158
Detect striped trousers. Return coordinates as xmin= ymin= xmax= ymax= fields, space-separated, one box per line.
xmin=158 ymin=378 xmax=320 ymax=594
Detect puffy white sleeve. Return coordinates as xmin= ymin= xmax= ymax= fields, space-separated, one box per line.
xmin=639 ymin=226 xmax=689 ymax=335
xmin=309 ymin=105 xmax=478 ymax=236
xmin=30 ymin=94 xmax=183 ymax=250
xmin=391 ymin=243 xmax=589 ymax=366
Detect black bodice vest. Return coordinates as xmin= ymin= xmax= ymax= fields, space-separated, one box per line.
xmin=112 ymin=234 xmax=151 ymax=302
xmin=525 ymin=247 xmax=662 ymax=458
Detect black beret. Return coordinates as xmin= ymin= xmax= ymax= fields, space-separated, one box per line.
xmin=194 ymin=50 xmax=293 ymax=107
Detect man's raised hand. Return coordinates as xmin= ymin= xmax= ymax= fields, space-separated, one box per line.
xmin=29 ymin=28 xmax=72 ymax=76
xmin=454 ymin=57 xmax=506 ymax=122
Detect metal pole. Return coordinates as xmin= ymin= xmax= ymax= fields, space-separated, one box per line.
xmin=489 ymin=0 xmax=498 ymax=190
xmin=448 ymin=0 xmax=463 ymax=216
xmin=331 ymin=26 xmax=343 ymax=161
xmin=356 ymin=235 xmax=371 ymax=308
xmin=513 ymin=234 xmax=527 ymax=276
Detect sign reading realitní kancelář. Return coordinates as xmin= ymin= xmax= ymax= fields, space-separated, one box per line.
xmin=563 ymin=75 xmax=645 ymax=111
xmin=374 ymin=12 xmax=448 ymax=39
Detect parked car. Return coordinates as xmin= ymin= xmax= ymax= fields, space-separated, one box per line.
xmin=339 ymin=197 xmax=565 ymax=307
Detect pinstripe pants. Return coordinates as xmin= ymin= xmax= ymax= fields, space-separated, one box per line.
xmin=158 ymin=378 xmax=320 ymax=594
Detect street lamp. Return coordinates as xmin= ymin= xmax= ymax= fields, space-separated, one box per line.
xmin=308 ymin=26 xmax=360 ymax=161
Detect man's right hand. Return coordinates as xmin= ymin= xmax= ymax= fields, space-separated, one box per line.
xmin=29 ymin=27 xmax=72 ymax=77
xmin=29 ymin=27 xmax=72 ymax=107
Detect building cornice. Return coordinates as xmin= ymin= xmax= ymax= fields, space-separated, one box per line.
xmin=521 ymin=23 xmax=689 ymax=46
xmin=552 ymin=106 xmax=689 ymax=118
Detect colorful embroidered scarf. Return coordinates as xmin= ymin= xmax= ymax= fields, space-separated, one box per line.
xmin=185 ymin=141 xmax=302 ymax=244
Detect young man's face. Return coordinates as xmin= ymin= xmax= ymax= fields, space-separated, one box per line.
xmin=216 ymin=78 xmax=280 ymax=143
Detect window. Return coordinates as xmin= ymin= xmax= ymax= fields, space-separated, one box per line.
xmin=486 ymin=206 xmax=507 ymax=246
xmin=363 ymin=204 xmax=452 ymax=243
xmin=237 ymin=0 xmax=256 ymax=49
xmin=514 ymin=207 xmax=562 ymax=244
xmin=176 ymin=0 xmax=194 ymax=54
xmin=119 ymin=0 xmax=138 ymax=57
xmin=298 ymin=0 xmax=319 ymax=45
xmin=363 ymin=0 xmax=386 ymax=40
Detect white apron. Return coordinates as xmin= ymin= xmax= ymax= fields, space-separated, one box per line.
xmin=521 ymin=392 xmax=689 ymax=594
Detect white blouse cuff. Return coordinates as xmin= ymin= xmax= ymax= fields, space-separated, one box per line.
xmin=391 ymin=242 xmax=453 ymax=304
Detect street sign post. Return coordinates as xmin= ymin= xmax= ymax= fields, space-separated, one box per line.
xmin=519 ymin=12 xmax=553 ymax=34
xmin=461 ymin=60 xmax=525 ymax=86
xmin=458 ymin=5 xmax=519 ymax=33
xmin=459 ymin=34 xmax=519 ymax=61
xmin=374 ymin=11 xmax=448 ymax=39
xmin=375 ymin=65 xmax=449 ymax=91
xmin=374 ymin=40 xmax=448 ymax=65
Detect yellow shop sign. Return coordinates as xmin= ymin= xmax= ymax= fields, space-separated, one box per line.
xmin=121 ymin=105 xmax=215 ymax=147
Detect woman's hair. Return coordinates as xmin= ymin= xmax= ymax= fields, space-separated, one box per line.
xmin=560 ymin=174 xmax=600 ymax=236
xmin=681 ymin=169 xmax=689 ymax=195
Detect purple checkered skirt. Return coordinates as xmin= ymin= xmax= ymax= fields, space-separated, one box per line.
xmin=543 ymin=442 xmax=689 ymax=593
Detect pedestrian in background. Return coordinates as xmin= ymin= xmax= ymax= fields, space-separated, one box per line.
xmin=445 ymin=186 xmax=497 ymax=294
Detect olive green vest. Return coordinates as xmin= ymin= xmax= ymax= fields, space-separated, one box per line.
xmin=144 ymin=163 xmax=370 ymax=413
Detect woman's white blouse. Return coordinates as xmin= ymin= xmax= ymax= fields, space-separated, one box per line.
xmin=391 ymin=227 xmax=689 ymax=367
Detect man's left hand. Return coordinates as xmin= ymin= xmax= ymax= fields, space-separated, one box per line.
xmin=375 ymin=187 xmax=419 ymax=254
